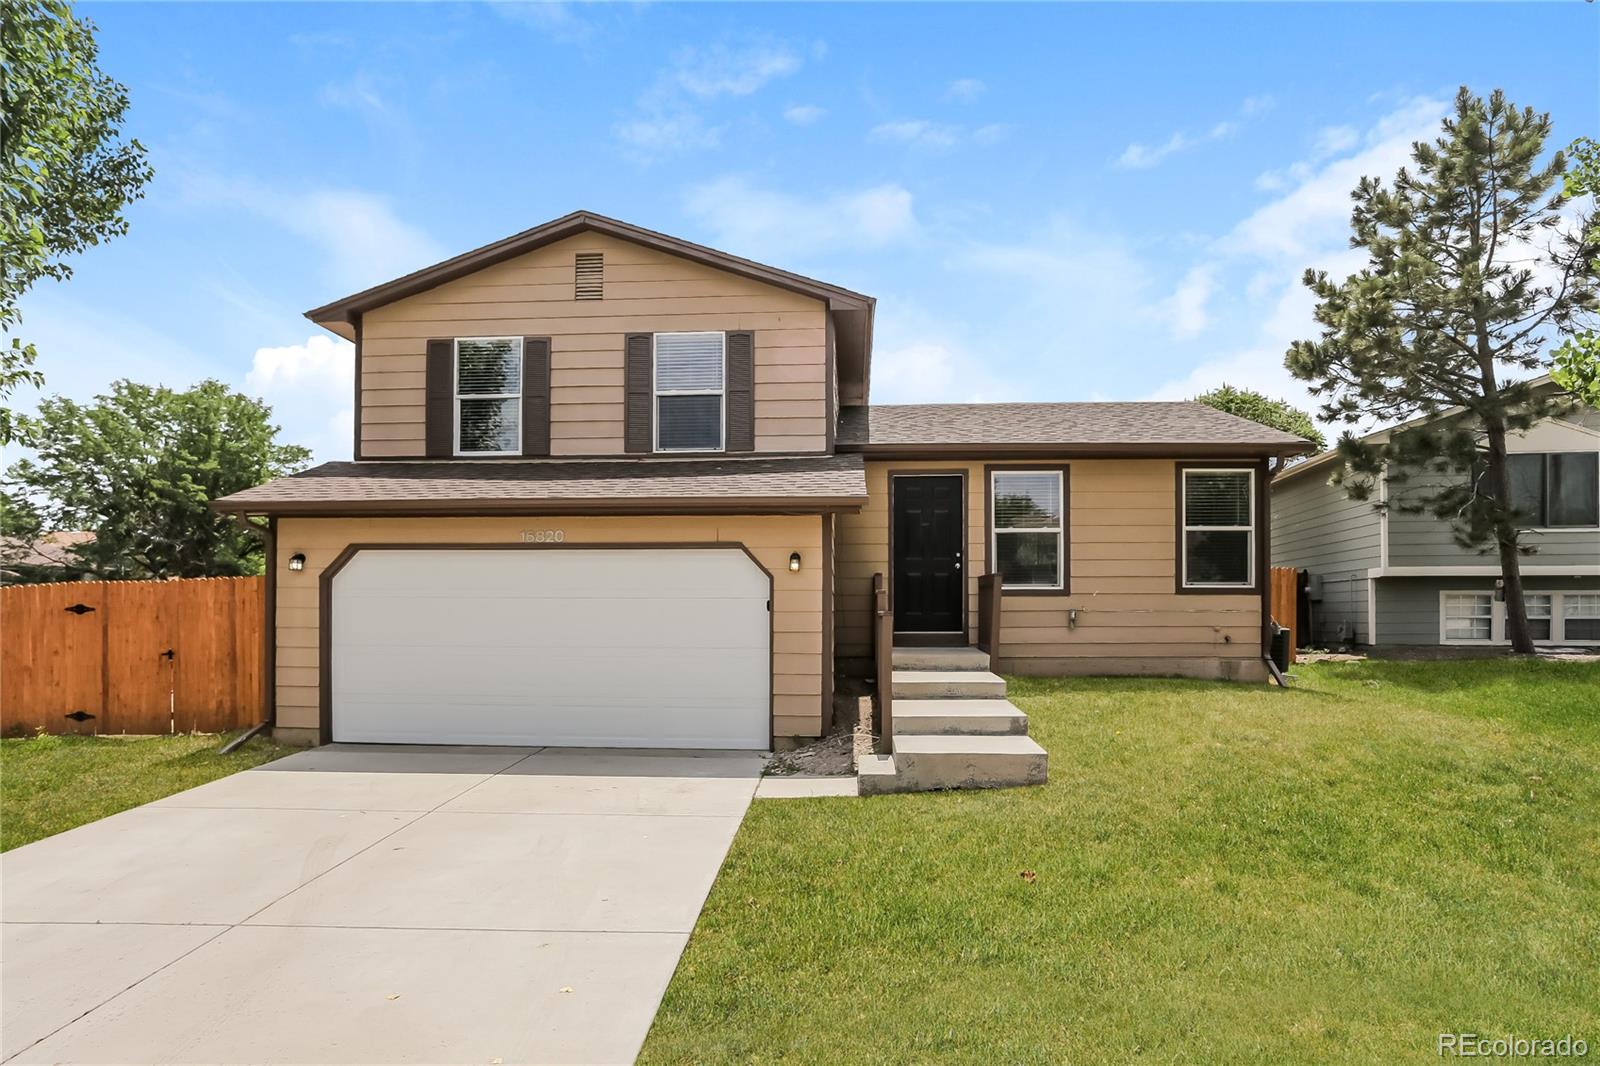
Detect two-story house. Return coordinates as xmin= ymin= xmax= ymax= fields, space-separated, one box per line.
xmin=1271 ymin=386 xmax=1600 ymax=652
xmin=217 ymin=211 xmax=1310 ymax=754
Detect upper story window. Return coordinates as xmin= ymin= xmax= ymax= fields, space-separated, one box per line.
xmin=455 ymin=337 xmax=522 ymax=455
xmin=991 ymin=469 xmax=1065 ymax=590
xmin=654 ymin=331 xmax=724 ymax=452
xmin=1181 ymin=468 xmax=1255 ymax=589
xmin=1507 ymin=451 xmax=1600 ymax=528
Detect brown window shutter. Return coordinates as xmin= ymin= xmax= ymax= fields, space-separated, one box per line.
xmin=725 ymin=330 xmax=755 ymax=452
xmin=624 ymin=333 xmax=653 ymax=453
xmin=425 ymin=339 xmax=454 ymax=457
xmin=522 ymin=336 xmax=551 ymax=457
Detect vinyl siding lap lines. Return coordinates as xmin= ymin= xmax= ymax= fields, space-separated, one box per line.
xmin=359 ymin=232 xmax=829 ymax=456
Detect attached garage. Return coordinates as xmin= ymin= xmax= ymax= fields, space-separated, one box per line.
xmin=329 ymin=547 xmax=771 ymax=748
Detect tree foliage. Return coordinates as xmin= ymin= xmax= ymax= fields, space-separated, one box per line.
xmin=0 ymin=0 xmax=153 ymax=445
xmin=4 ymin=380 xmax=310 ymax=579
xmin=1551 ymin=136 xmax=1600 ymax=406
xmin=1285 ymin=87 xmax=1599 ymax=653
xmin=1194 ymin=384 xmax=1325 ymax=452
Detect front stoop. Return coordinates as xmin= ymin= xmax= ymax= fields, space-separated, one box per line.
xmin=859 ymin=649 xmax=1049 ymax=794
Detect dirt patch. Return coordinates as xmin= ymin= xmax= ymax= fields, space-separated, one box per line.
xmin=1297 ymin=650 xmax=1368 ymax=663
xmin=765 ymin=730 xmax=856 ymax=776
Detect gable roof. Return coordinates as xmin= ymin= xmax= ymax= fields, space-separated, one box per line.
xmin=837 ymin=402 xmax=1313 ymax=458
xmin=212 ymin=455 xmax=869 ymax=516
xmin=304 ymin=210 xmax=876 ymax=401
xmin=1273 ymin=373 xmax=1580 ymax=484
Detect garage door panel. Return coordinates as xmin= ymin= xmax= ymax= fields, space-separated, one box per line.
xmin=340 ymin=598 xmax=769 ymax=652
xmin=331 ymin=549 xmax=770 ymax=748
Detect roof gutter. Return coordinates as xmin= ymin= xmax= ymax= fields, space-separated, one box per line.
xmin=209 ymin=496 xmax=869 ymax=519
xmin=837 ymin=441 xmax=1313 ymax=460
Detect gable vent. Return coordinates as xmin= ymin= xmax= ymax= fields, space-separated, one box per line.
xmin=574 ymin=252 xmax=603 ymax=300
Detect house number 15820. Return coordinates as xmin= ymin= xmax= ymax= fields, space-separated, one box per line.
xmin=521 ymin=529 xmax=565 ymax=543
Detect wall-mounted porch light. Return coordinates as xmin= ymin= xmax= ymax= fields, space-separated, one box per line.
xmin=788 ymin=552 xmax=802 ymax=572
xmin=288 ymin=553 xmax=307 ymax=572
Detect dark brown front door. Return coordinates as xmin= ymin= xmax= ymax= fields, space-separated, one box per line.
xmin=892 ymin=475 xmax=964 ymax=634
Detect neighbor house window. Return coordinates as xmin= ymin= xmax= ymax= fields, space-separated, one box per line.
xmin=1441 ymin=590 xmax=1600 ymax=644
xmin=455 ymin=337 xmax=522 ymax=455
xmin=1442 ymin=592 xmax=1494 ymax=642
xmin=654 ymin=331 xmax=724 ymax=452
xmin=1507 ymin=451 xmax=1600 ymax=527
xmin=1525 ymin=594 xmax=1553 ymax=642
xmin=1180 ymin=468 xmax=1255 ymax=588
xmin=991 ymin=470 xmax=1064 ymax=590
xmin=1566 ymin=594 xmax=1600 ymax=642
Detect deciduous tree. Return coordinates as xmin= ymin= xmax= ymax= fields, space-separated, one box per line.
xmin=0 ymin=0 xmax=152 ymax=445
xmin=5 ymin=380 xmax=310 ymax=579
xmin=1194 ymin=384 xmax=1325 ymax=452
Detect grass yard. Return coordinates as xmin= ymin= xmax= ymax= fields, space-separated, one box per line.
xmin=1 ymin=732 xmax=292 ymax=851
xmin=641 ymin=660 xmax=1600 ymax=1065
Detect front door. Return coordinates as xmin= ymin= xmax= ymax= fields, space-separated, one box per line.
xmin=892 ymin=474 xmax=964 ymax=636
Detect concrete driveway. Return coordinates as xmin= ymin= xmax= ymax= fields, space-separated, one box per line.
xmin=1 ymin=745 xmax=764 ymax=1065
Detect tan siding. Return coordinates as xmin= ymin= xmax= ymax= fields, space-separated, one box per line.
xmin=834 ymin=458 xmax=1265 ymax=678
xmin=274 ymin=514 xmax=825 ymax=741
xmin=359 ymin=232 xmax=829 ymax=456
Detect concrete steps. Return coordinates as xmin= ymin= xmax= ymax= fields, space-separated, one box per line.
xmin=893 ymin=698 xmax=1028 ymax=736
xmin=883 ymin=735 xmax=1049 ymax=793
xmin=860 ymin=647 xmax=1048 ymax=794
xmin=891 ymin=645 xmax=992 ymax=671
xmin=891 ymin=670 xmax=1006 ymax=700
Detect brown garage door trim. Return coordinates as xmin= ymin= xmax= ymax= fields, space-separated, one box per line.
xmin=316 ymin=542 xmax=776 ymax=748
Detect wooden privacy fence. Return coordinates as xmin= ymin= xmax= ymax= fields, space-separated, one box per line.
xmin=1 ymin=577 xmax=264 ymax=736
xmin=1269 ymin=566 xmax=1299 ymax=665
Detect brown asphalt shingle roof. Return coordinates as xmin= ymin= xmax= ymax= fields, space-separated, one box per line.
xmin=214 ymin=455 xmax=868 ymax=513
xmin=837 ymin=402 xmax=1311 ymax=452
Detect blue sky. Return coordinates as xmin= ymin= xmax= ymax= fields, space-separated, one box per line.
xmin=12 ymin=1 xmax=1599 ymax=462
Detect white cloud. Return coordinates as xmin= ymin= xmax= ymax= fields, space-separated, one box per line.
xmin=683 ymin=176 xmax=917 ymax=259
xmin=1140 ymin=95 xmax=1449 ymax=429
xmin=245 ymin=335 xmax=355 ymax=462
xmin=945 ymin=77 xmax=986 ymax=102
xmin=489 ymin=2 xmax=595 ymax=42
xmin=1227 ymin=96 xmax=1445 ymax=261
xmin=617 ymin=38 xmax=810 ymax=157
xmin=871 ymin=119 xmax=960 ymax=151
xmin=319 ymin=73 xmax=389 ymax=117
xmin=179 ymin=174 xmax=446 ymax=294
xmin=615 ymin=112 xmax=721 ymax=154
xmin=783 ymin=104 xmax=825 ymax=126
xmin=1113 ymin=96 xmax=1269 ymax=170
xmin=672 ymin=42 xmax=802 ymax=98
xmin=1165 ymin=265 xmax=1216 ymax=339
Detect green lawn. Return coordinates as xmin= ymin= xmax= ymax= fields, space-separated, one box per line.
xmin=641 ymin=660 xmax=1600 ymax=1065
xmin=1 ymin=732 xmax=293 ymax=851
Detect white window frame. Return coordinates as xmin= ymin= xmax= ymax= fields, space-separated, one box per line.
xmin=1439 ymin=589 xmax=1600 ymax=645
xmin=990 ymin=469 xmax=1065 ymax=591
xmin=652 ymin=331 xmax=726 ymax=454
xmin=454 ymin=336 xmax=523 ymax=457
xmin=1180 ymin=468 xmax=1256 ymax=590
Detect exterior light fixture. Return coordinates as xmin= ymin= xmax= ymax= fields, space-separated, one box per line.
xmin=789 ymin=552 xmax=802 ymax=572
xmin=288 ymin=553 xmax=307 ymax=572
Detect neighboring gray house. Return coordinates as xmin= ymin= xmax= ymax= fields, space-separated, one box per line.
xmin=1272 ymin=392 xmax=1600 ymax=652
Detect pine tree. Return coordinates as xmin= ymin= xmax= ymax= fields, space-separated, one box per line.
xmin=1287 ymin=88 xmax=1599 ymax=653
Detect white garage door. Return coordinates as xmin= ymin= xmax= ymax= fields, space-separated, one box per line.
xmin=330 ymin=548 xmax=770 ymax=748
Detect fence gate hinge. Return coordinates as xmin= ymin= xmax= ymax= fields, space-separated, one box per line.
xmin=64 ymin=710 xmax=96 ymax=722
xmin=64 ymin=603 xmax=96 ymax=614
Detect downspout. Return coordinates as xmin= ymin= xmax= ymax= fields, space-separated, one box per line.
xmin=220 ymin=511 xmax=276 ymax=749
xmin=1261 ymin=456 xmax=1288 ymax=687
